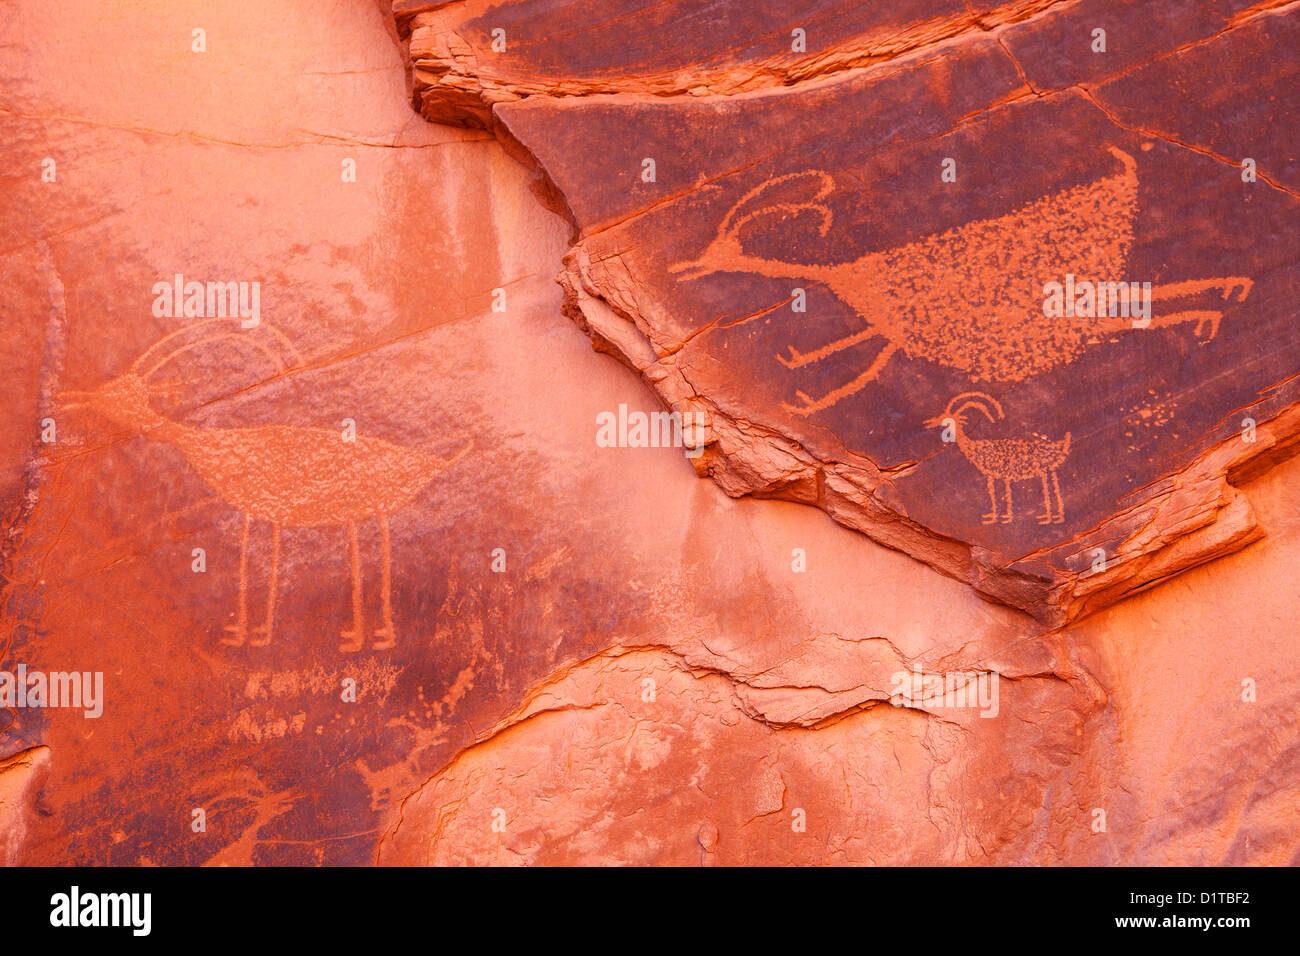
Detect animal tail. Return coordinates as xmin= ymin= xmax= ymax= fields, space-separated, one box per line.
xmin=1107 ymin=145 xmax=1137 ymax=178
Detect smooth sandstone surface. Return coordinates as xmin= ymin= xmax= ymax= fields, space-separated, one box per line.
xmin=0 ymin=0 xmax=1294 ymax=865
xmin=381 ymin=457 xmax=1300 ymax=865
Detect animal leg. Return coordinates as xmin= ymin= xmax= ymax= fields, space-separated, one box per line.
xmin=982 ymin=475 xmax=998 ymax=525
xmin=339 ymin=521 xmax=365 ymax=653
xmin=781 ymin=343 xmax=899 ymax=417
xmin=1152 ymin=277 xmax=1252 ymax=304
xmin=777 ymin=328 xmax=878 ymax=369
xmin=1037 ymin=474 xmax=1053 ymax=525
xmin=1051 ymin=470 xmax=1065 ymax=524
xmin=221 ymin=514 xmax=251 ymax=646
xmin=1001 ymin=479 xmax=1014 ymax=523
xmin=372 ymin=514 xmax=396 ymax=651
xmin=250 ymin=523 xmax=280 ymax=647
xmin=1144 ymin=277 xmax=1251 ymax=342
xmin=1143 ymin=309 xmax=1224 ymax=341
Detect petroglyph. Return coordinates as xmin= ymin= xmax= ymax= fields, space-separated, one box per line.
xmin=61 ymin=318 xmax=470 ymax=652
xmin=673 ymin=147 xmax=1255 ymax=417
xmin=925 ymin=392 xmax=1071 ymax=525
xmin=243 ymin=662 xmax=400 ymax=702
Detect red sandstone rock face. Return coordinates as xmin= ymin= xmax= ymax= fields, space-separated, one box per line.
xmin=0 ymin=0 xmax=1296 ymax=868
xmin=397 ymin=0 xmax=1070 ymax=123
xmin=377 ymin=457 xmax=1300 ymax=866
xmin=401 ymin=0 xmax=1300 ymax=626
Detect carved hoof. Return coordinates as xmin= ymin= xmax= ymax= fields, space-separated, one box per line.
xmin=1224 ymin=279 xmax=1252 ymax=302
xmin=339 ymin=628 xmax=365 ymax=653
xmin=1054 ymin=514 xmax=1066 ymax=524
xmin=372 ymin=627 xmax=396 ymax=651
xmin=981 ymin=513 xmax=998 ymax=525
xmin=248 ymin=626 xmax=271 ymax=648
xmin=1037 ymin=514 xmax=1053 ymax=525
xmin=220 ymin=625 xmax=247 ymax=647
xmin=999 ymin=514 xmax=1013 ymax=524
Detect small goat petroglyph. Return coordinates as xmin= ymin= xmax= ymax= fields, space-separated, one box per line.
xmin=924 ymin=392 xmax=1070 ymax=525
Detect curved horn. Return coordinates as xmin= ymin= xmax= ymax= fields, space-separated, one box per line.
xmin=946 ymin=391 xmax=1004 ymax=421
xmin=131 ymin=317 xmax=245 ymax=374
xmin=717 ymin=170 xmax=836 ymax=239
xmin=131 ymin=317 xmax=303 ymax=379
xmin=141 ymin=333 xmax=287 ymax=381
